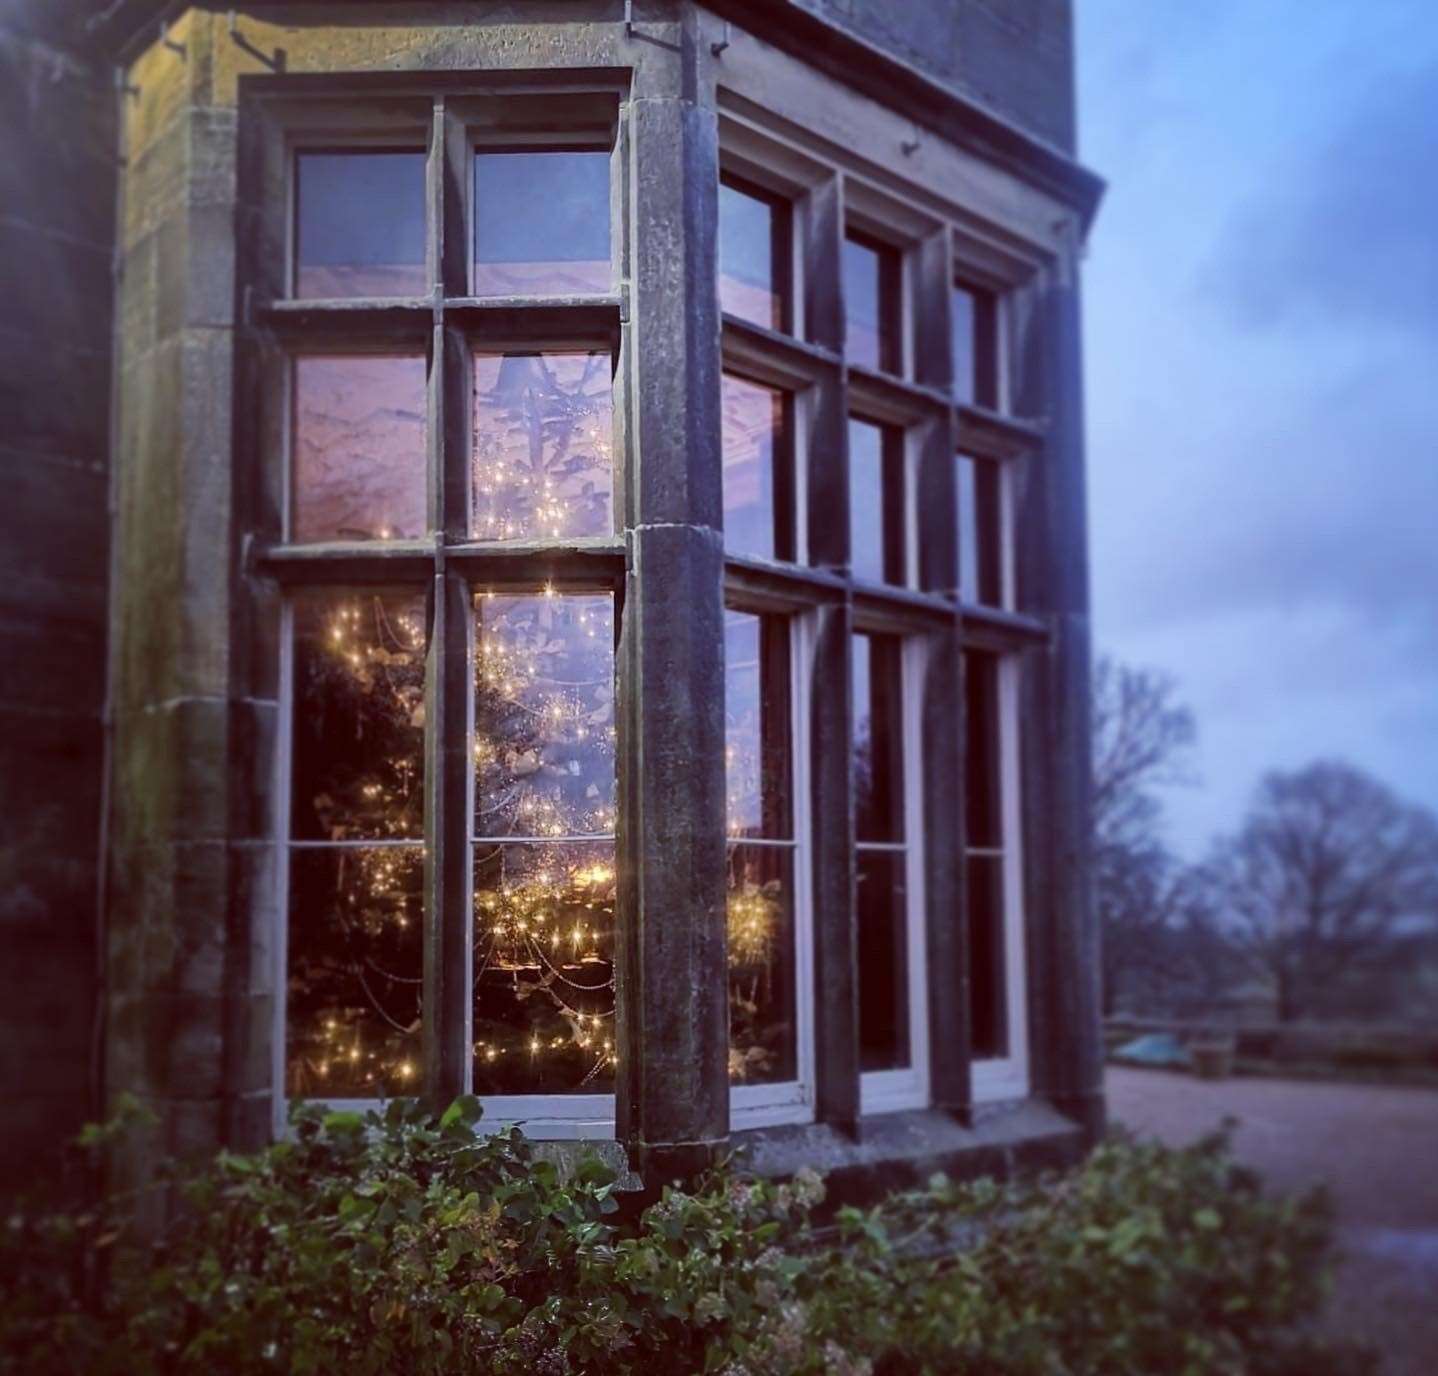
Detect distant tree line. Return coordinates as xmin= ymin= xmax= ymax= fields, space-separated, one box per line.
xmin=1091 ymin=656 xmax=1438 ymax=1023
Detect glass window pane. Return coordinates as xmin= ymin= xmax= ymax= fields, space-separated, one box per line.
xmin=724 ymin=610 xmax=792 ymax=840
xmin=849 ymin=417 xmax=904 ymax=585
xmin=964 ymin=650 xmax=1003 ymax=849
xmin=291 ymin=355 xmax=427 ymax=543
xmin=957 ymin=455 xmax=1003 ymax=605
xmin=473 ymin=592 xmax=615 ymax=839
xmin=294 ymin=151 xmax=427 ymax=299
xmin=953 ymin=280 xmax=1000 ymax=409
xmin=286 ymin=845 xmax=424 ymax=1098
xmin=856 ymin=848 xmax=910 ymax=1071
xmin=727 ymin=844 xmax=798 ymax=1085
xmin=853 ymin=632 xmax=905 ymax=844
xmin=968 ymin=853 xmax=1008 ymax=1058
xmin=471 ymin=352 xmax=613 ymax=541
xmin=719 ymin=176 xmax=789 ymax=332
xmin=472 ymin=841 xmax=615 ymax=1095
xmin=291 ymin=590 xmax=426 ymax=842
xmin=951 ymin=283 xmax=977 ymax=406
xmin=844 ymin=231 xmax=900 ymax=372
xmin=722 ymin=373 xmax=793 ymax=562
xmin=474 ymin=150 xmax=611 ymax=297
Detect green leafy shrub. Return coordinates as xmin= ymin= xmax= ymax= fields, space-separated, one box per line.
xmin=1 ymin=1099 xmax=1376 ymax=1376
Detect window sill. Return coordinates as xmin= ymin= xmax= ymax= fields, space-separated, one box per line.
xmin=732 ymin=1098 xmax=1085 ymax=1205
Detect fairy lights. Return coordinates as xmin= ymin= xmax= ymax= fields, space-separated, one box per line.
xmin=286 ymin=580 xmax=792 ymax=1100
xmin=470 ymin=353 xmax=613 ymax=543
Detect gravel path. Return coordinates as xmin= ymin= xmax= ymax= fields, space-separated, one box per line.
xmin=1106 ymin=1066 xmax=1438 ymax=1376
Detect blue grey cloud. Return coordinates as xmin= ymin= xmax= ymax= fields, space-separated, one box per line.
xmin=1077 ymin=0 xmax=1438 ymax=855
xmin=1207 ymin=61 xmax=1438 ymax=334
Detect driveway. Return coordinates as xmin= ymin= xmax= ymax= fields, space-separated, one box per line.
xmin=1107 ymin=1066 xmax=1438 ymax=1376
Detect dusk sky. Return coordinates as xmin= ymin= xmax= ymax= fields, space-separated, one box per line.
xmin=1075 ymin=0 xmax=1438 ymax=857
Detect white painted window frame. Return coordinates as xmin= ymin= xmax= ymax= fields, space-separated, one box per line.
xmin=858 ymin=633 xmax=931 ymax=1117
xmin=729 ymin=609 xmax=816 ymax=1131
xmin=969 ymin=652 xmax=1030 ymax=1103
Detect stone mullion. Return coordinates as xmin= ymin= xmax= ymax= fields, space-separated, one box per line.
xmin=422 ymin=562 xmax=472 ymax=1107
xmin=421 ymin=92 xmax=472 ymax=1103
xmin=913 ymin=226 xmax=972 ymax=1121
xmin=614 ymin=17 xmax=729 ymax=1176
xmin=804 ymin=167 xmax=859 ymax=1128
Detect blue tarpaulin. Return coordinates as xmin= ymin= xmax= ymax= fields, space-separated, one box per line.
xmin=1112 ymin=1033 xmax=1191 ymax=1068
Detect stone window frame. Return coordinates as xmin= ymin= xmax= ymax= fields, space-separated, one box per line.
xmin=245 ymin=83 xmax=633 ymax=1140
xmin=717 ymin=98 xmax=1059 ymax=1127
xmin=947 ymin=229 xmax=1046 ymax=1104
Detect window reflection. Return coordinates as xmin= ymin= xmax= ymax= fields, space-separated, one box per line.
xmin=964 ymin=650 xmax=1002 ymax=850
xmin=473 ymin=593 xmax=615 ymax=838
xmin=285 ymin=587 xmax=428 ymax=1101
xmin=725 ymin=609 xmax=798 ymax=1086
xmin=856 ymin=848 xmax=910 ymax=1071
xmin=286 ymin=845 xmax=424 ymax=1098
xmin=957 ymin=455 xmax=1003 ymax=605
xmin=952 ymin=280 xmax=999 ymax=409
xmin=473 ymin=841 xmax=616 ymax=1095
xmin=728 ymin=845 xmax=797 ymax=1084
xmin=844 ymin=231 xmax=901 ymax=372
xmin=291 ymin=355 xmax=427 ymax=543
xmin=849 ymin=417 xmax=905 ymax=586
xmin=964 ymin=650 xmax=1009 ymax=1060
xmin=471 ymin=592 xmax=617 ymax=1096
xmin=854 ymin=630 xmax=911 ymax=1073
xmin=474 ymin=150 xmax=611 ymax=297
xmin=853 ymin=632 xmax=905 ymax=845
xmin=719 ymin=174 xmax=791 ymax=332
xmin=968 ymin=854 xmax=1008 ymax=1058
xmin=724 ymin=611 xmax=792 ymax=838
xmin=294 ymin=151 xmax=427 ymax=299
xmin=471 ymin=352 xmax=613 ymax=541
xmin=722 ymin=373 xmax=794 ymax=562
xmin=291 ymin=589 xmax=427 ymax=842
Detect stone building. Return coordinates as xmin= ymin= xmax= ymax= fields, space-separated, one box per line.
xmin=1 ymin=0 xmax=1103 ymax=1195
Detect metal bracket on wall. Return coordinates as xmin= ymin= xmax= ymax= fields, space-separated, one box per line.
xmin=228 ymin=9 xmax=285 ymax=71
xmin=711 ymin=20 xmax=731 ymax=57
xmin=159 ymin=21 xmax=186 ymax=57
xmin=624 ymin=0 xmax=633 ymax=36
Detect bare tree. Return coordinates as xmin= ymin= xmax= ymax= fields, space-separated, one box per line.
xmin=1090 ymin=656 xmax=1198 ymax=1014
xmin=1204 ymin=762 xmax=1438 ymax=1021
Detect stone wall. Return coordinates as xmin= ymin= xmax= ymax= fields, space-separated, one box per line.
xmin=793 ymin=0 xmax=1076 ymax=151
xmin=0 ymin=12 xmax=116 ymax=1186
